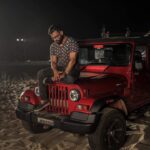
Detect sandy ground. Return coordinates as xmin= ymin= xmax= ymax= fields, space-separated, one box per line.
xmin=0 ymin=77 xmax=150 ymax=150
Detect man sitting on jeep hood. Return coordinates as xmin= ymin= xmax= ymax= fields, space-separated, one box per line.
xmin=37 ymin=24 xmax=80 ymax=105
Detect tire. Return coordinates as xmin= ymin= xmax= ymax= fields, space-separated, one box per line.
xmin=88 ymin=107 xmax=126 ymax=150
xmin=22 ymin=120 xmax=52 ymax=134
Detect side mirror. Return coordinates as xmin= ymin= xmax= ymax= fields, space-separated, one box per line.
xmin=135 ymin=62 xmax=143 ymax=70
xmin=134 ymin=51 xmax=143 ymax=71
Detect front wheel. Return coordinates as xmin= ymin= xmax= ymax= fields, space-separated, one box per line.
xmin=22 ymin=120 xmax=52 ymax=134
xmin=88 ymin=108 xmax=126 ymax=150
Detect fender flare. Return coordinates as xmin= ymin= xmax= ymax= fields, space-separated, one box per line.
xmin=90 ymin=96 xmax=128 ymax=116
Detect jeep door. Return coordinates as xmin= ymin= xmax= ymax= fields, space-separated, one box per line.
xmin=132 ymin=45 xmax=150 ymax=107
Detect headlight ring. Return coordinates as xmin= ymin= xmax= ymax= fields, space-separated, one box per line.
xmin=69 ymin=89 xmax=80 ymax=101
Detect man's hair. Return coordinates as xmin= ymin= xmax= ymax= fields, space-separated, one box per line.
xmin=48 ymin=24 xmax=62 ymax=35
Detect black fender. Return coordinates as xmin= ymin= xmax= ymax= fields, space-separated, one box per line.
xmin=90 ymin=96 xmax=125 ymax=113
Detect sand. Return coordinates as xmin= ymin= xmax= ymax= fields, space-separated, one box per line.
xmin=0 ymin=78 xmax=150 ymax=150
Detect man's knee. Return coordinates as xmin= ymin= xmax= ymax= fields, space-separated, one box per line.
xmin=37 ymin=68 xmax=51 ymax=78
xmin=37 ymin=69 xmax=44 ymax=78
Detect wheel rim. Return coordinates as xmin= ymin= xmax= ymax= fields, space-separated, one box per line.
xmin=104 ymin=118 xmax=125 ymax=149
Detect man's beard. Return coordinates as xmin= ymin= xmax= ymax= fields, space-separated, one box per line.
xmin=55 ymin=35 xmax=64 ymax=45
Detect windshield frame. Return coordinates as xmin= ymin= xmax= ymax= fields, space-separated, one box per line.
xmin=78 ymin=42 xmax=133 ymax=67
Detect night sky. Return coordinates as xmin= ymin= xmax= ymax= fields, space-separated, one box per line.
xmin=0 ymin=0 xmax=149 ymax=61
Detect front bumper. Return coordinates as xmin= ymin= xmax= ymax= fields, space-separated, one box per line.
xmin=16 ymin=109 xmax=99 ymax=134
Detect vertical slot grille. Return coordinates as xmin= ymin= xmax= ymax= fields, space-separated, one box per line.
xmin=48 ymin=84 xmax=69 ymax=115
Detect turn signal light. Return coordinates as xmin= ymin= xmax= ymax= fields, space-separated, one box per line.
xmin=76 ymin=104 xmax=90 ymax=111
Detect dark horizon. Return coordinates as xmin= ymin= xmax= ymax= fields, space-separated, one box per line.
xmin=0 ymin=0 xmax=149 ymax=61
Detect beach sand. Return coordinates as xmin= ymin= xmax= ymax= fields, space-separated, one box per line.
xmin=0 ymin=78 xmax=150 ymax=150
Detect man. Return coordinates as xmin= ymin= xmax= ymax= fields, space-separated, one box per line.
xmin=37 ymin=25 xmax=80 ymax=105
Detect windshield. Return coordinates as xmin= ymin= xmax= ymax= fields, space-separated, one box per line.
xmin=79 ymin=44 xmax=131 ymax=66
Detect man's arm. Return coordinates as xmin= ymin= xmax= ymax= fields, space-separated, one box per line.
xmin=50 ymin=55 xmax=58 ymax=73
xmin=50 ymin=55 xmax=60 ymax=80
xmin=64 ymin=51 xmax=78 ymax=75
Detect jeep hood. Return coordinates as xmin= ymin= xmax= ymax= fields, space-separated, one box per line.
xmin=78 ymin=72 xmax=127 ymax=99
xmin=80 ymin=72 xmax=107 ymax=79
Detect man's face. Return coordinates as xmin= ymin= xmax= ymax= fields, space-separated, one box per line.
xmin=50 ymin=31 xmax=64 ymax=44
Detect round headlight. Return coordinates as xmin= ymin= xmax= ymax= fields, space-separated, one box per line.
xmin=69 ymin=89 xmax=80 ymax=101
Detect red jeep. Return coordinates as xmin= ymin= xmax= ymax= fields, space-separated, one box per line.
xmin=16 ymin=36 xmax=150 ymax=150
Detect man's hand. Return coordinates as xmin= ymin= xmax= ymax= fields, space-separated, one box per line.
xmin=52 ymin=70 xmax=60 ymax=81
xmin=51 ymin=71 xmax=65 ymax=81
xmin=59 ymin=72 xmax=66 ymax=79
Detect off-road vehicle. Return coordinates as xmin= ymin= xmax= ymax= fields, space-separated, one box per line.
xmin=16 ymin=35 xmax=150 ymax=150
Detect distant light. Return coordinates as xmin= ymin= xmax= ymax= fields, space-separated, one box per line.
xmin=16 ymin=38 xmax=20 ymax=42
xmin=16 ymin=38 xmax=25 ymax=42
